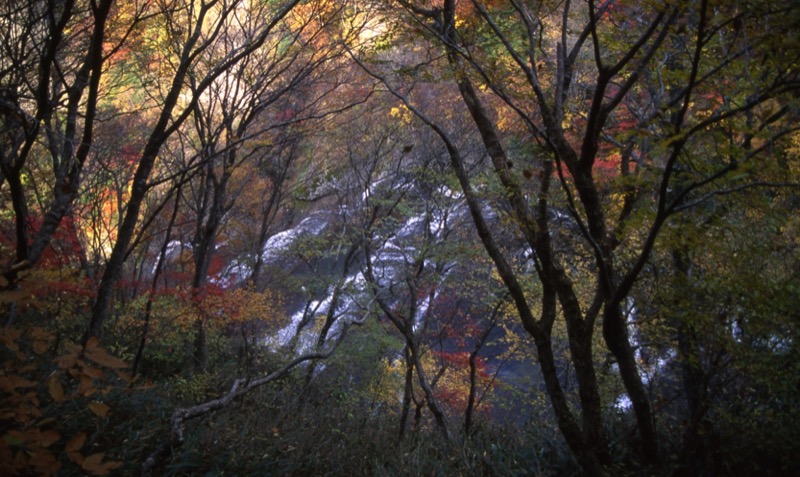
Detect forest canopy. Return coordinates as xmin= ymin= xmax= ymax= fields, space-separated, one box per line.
xmin=1 ymin=0 xmax=799 ymax=475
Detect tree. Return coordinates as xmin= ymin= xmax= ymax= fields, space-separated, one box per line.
xmin=354 ymin=0 xmax=800 ymax=473
xmin=172 ymin=0 xmax=346 ymax=370
xmin=0 ymin=0 xmax=148 ymax=287
xmin=632 ymin=133 xmax=800 ymax=474
xmin=87 ymin=0 xmax=311 ymax=339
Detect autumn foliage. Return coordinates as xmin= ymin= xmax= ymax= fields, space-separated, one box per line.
xmin=0 ymin=331 xmax=128 ymax=476
xmin=1 ymin=0 xmax=799 ymax=475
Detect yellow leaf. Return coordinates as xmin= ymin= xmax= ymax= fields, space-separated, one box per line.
xmin=65 ymin=432 xmax=86 ymax=453
xmin=87 ymin=401 xmax=110 ymax=418
xmin=48 ymin=377 xmax=64 ymax=402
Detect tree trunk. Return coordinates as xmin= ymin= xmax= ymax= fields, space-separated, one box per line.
xmin=603 ymin=303 xmax=659 ymax=465
xmin=133 ymin=187 xmax=183 ymax=376
xmin=398 ymin=346 xmax=414 ymax=439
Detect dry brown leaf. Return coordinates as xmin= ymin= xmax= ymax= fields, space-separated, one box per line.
xmin=67 ymin=451 xmax=84 ymax=465
xmin=18 ymin=363 xmax=37 ymax=373
xmin=4 ymin=430 xmax=27 ymax=445
xmin=0 ymin=290 xmax=30 ymax=306
xmin=81 ymin=366 xmax=105 ymax=379
xmin=82 ymin=452 xmax=104 ymax=470
xmin=84 ymin=337 xmax=100 ymax=351
xmin=13 ymin=449 xmax=27 ymax=470
xmin=31 ymin=327 xmax=50 ymax=339
xmin=87 ymin=401 xmax=110 ymax=418
xmin=0 ymin=439 xmax=13 ymax=470
xmin=0 ymin=375 xmax=36 ymax=391
xmin=82 ymin=452 xmax=122 ymax=475
xmin=83 ymin=452 xmax=104 ymax=464
xmin=48 ymin=377 xmax=64 ymax=402
xmin=56 ymin=354 xmax=78 ymax=369
xmin=135 ymin=381 xmax=155 ymax=391
xmin=115 ymin=370 xmax=133 ymax=383
xmin=30 ymin=449 xmax=61 ymax=477
xmin=99 ymin=460 xmax=122 ymax=475
xmin=36 ymin=429 xmax=60 ymax=448
xmin=78 ymin=375 xmax=95 ymax=397
xmin=85 ymin=348 xmax=128 ymax=369
xmin=33 ymin=339 xmax=49 ymax=355
xmin=65 ymin=432 xmax=86 ymax=453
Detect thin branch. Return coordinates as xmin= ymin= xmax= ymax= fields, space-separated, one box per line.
xmin=141 ymin=345 xmax=343 ymax=477
xmin=672 ymin=182 xmax=800 ymax=213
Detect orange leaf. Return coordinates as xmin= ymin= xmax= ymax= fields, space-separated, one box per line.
xmin=33 ymin=339 xmax=49 ymax=355
xmin=135 ymin=381 xmax=155 ymax=390
xmin=65 ymin=432 xmax=87 ymax=453
xmin=3 ymin=430 xmax=26 ymax=446
xmin=36 ymin=429 xmax=60 ymax=448
xmin=31 ymin=449 xmax=61 ymax=477
xmin=81 ymin=366 xmax=105 ymax=379
xmin=13 ymin=449 xmax=27 ymax=470
xmin=87 ymin=401 xmax=110 ymax=418
xmin=0 ymin=439 xmax=13 ymax=470
xmin=84 ymin=337 xmax=100 ymax=351
xmin=0 ymin=375 xmax=36 ymax=392
xmin=67 ymin=451 xmax=84 ymax=465
xmin=56 ymin=353 xmax=78 ymax=369
xmin=82 ymin=452 xmax=104 ymax=470
xmin=0 ymin=328 xmax=21 ymax=340
xmin=31 ymin=327 xmax=51 ymax=339
xmin=82 ymin=453 xmax=122 ymax=475
xmin=103 ymin=461 xmax=123 ymax=474
xmin=78 ymin=376 xmax=95 ymax=396
xmin=115 ymin=370 xmax=133 ymax=383
xmin=18 ymin=363 xmax=37 ymax=373
xmin=0 ymin=290 xmax=29 ymax=307
xmin=48 ymin=377 xmax=64 ymax=402
xmin=85 ymin=348 xmax=128 ymax=369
